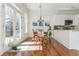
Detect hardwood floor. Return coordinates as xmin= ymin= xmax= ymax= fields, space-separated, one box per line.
xmin=1 ymin=37 xmax=79 ymax=56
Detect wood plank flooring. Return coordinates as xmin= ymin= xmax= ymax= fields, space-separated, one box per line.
xmin=1 ymin=37 xmax=79 ymax=56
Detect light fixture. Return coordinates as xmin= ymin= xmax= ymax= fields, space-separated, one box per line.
xmin=38 ymin=3 xmax=44 ymax=26
xmin=39 ymin=3 xmax=42 ymax=20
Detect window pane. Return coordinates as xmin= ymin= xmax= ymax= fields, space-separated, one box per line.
xmin=5 ymin=20 xmax=13 ymax=37
xmin=4 ymin=5 xmax=13 ymax=37
xmin=15 ymin=12 xmax=21 ymax=39
xmin=5 ymin=5 xmax=13 ymax=19
xmin=4 ymin=5 xmax=14 ymax=46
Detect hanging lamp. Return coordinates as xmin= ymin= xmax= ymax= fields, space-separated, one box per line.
xmin=38 ymin=3 xmax=44 ymax=26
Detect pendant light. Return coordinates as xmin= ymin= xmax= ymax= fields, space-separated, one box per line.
xmin=38 ymin=3 xmax=44 ymax=26
xmin=39 ymin=3 xmax=42 ymax=20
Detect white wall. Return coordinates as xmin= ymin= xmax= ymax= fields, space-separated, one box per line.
xmin=0 ymin=4 xmax=5 ymax=49
xmin=24 ymin=13 xmax=28 ymax=33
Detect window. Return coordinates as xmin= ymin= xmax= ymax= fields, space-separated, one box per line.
xmin=4 ymin=5 xmax=14 ymax=46
xmin=15 ymin=12 xmax=21 ymax=39
xmin=4 ymin=4 xmax=22 ymax=47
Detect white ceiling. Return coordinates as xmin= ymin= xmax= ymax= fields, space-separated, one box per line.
xmin=26 ymin=3 xmax=79 ymax=15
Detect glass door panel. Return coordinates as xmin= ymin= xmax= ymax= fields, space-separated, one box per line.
xmin=4 ymin=5 xmax=14 ymax=46
xmin=15 ymin=12 xmax=21 ymax=39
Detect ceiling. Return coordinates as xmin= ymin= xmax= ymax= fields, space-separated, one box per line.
xmin=26 ymin=3 xmax=79 ymax=15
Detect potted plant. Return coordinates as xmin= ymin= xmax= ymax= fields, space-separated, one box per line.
xmin=8 ymin=41 xmax=18 ymax=50
xmin=8 ymin=41 xmax=21 ymax=56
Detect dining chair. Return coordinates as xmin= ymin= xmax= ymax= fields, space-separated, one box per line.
xmin=32 ymin=29 xmax=39 ymax=41
xmin=44 ymin=32 xmax=49 ymax=39
xmin=43 ymin=32 xmax=49 ymax=48
xmin=32 ymin=29 xmax=43 ymax=51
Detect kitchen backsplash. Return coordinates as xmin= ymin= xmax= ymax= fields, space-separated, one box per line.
xmin=54 ymin=25 xmax=77 ymax=30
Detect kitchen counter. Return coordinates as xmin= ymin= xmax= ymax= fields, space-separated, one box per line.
xmin=53 ymin=30 xmax=79 ymax=50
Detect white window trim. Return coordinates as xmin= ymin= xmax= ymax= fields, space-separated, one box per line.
xmin=3 ymin=3 xmax=24 ymax=47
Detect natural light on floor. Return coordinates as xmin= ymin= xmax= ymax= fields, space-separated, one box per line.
xmin=17 ymin=42 xmax=42 ymax=51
